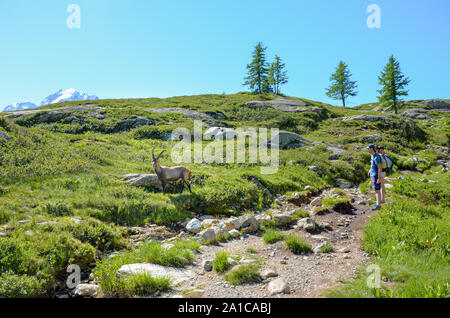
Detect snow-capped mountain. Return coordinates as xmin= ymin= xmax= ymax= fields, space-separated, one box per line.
xmin=2 ymin=89 xmax=99 ymax=112
xmin=2 ymin=102 xmax=37 ymax=112
xmin=40 ymin=88 xmax=99 ymax=106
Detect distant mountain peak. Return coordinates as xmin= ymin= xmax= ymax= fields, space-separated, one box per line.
xmin=2 ymin=102 xmax=37 ymax=112
xmin=2 ymin=89 xmax=99 ymax=112
xmin=40 ymin=88 xmax=99 ymax=106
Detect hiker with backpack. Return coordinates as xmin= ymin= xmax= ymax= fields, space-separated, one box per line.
xmin=367 ymin=144 xmax=382 ymax=210
xmin=376 ymin=146 xmax=387 ymax=204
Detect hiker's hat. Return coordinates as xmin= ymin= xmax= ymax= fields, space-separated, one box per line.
xmin=367 ymin=144 xmax=376 ymax=150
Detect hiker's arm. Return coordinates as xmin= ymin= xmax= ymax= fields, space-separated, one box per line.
xmin=377 ymin=164 xmax=382 ymax=183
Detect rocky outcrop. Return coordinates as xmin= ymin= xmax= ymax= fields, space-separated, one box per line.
xmin=123 ymin=174 xmax=162 ymax=188
xmin=244 ymin=97 xmax=313 ymax=113
xmin=263 ymin=131 xmax=312 ymax=149
xmin=410 ymin=99 xmax=450 ymax=110
xmin=113 ymin=117 xmax=154 ymax=132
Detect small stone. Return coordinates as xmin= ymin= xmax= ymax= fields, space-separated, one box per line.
xmin=201 ymin=219 xmax=218 ymax=228
xmin=74 ymin=284 xmax=99 ymax=297
xmin=186 ymin=218 xmax=202 ymax=233
xmin=202 ymin=260 xmax=212 ymax=272
xmin=268 ymin=278 xmax=290 ymax=295
xmin=0 ymin=233 xmax=7 ymax=238
xmin=261 ymin=268 xmax=278 ymax=279
xmin=70 ymin=218 xmax=82 ymax=224
xmin=197 ymin=228 xmax=216 ymax=243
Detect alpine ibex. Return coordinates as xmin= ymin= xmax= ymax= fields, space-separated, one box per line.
xmin=152 ymin=148 xmax=192 ymax=193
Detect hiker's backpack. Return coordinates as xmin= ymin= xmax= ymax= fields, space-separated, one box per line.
xmin=382 ymin=154 xmax=395 ymax=173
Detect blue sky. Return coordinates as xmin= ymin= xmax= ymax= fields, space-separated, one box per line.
xmin=0 ymin=0 xmax=449 ymax=107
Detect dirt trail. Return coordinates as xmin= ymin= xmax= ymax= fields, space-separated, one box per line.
xmin=161 ymin=187 xmax=378 ymax=298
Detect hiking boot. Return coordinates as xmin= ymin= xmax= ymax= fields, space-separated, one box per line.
xmin=371 ymin=204 xmax=380 ymax=211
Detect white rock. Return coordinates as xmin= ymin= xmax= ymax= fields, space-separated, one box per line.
xmin=385 ymin=184 xmax=393 ymax=189
xmin=261 ymin=268 xmax=278 ymax=279
xmin=297 ymin=218 xmax=317 ymax=231
xmin=197 ymin=228 xmax=216 ymax=243
xmin=272 ymin=213 xmax=292 ymax=226
xmin=70 ymin=218 xmax=82 ymax=224
xmin=268 ymin=278 xmax=290 ymax=295
xmin=186 ymin=218 xmax=202 ymax=233
xmin=74 ymin=284 xmax=99 ymax=297
xmin=201 ymin=218 xmax=218 ymax=228
xmin=228 ymin=229 xmax=240 ymax=238
xmin=116 ymin=264 xmax=196 ymax=285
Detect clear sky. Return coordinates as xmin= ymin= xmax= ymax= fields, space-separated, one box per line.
xmin=1 ymin=0 xmax=449 ymax=107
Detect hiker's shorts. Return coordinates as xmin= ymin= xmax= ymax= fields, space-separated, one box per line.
xmin=371 ymin=174 xmax=381 ymax=191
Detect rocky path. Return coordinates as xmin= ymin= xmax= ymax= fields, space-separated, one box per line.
xmin=158 ymin=187 xmax=377 ymax=298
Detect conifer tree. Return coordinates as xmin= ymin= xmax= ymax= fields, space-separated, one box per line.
xmin=243 ymin=42 xmax=269 ymax=94
xmin=377 ymin=55 xmax=410 ymax=114
xmin=267 ymin=55 xmax=288 ymax=95
xmin=325 ymin=61 xmax=358 ymax=107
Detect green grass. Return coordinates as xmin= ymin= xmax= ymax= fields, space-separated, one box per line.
xmin=224 ymin=264 xmax=262 ymax=285
xmin=320 ymin=243 xmax=334 ymax=253
xmin=212 ymin=251 xmax=232 ymax=274
xmin=110 ymin=273 xmax=172 ymax=297
xmin=284 ymin=234 xmax=312 ymax=254
xmin=246 ymin=248 xmax=258 ymax=254
xmin=262 ymin=228 xmax=286 ymax=244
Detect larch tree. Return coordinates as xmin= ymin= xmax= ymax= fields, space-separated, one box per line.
xmin=267 ymin=55 xmax=288 ymax=95
xmin=377 ymin=55 xmax=410 ymax=114
xmin=243 ymin=42 xmax=269 ymax=94
xmin=325 ymin=61 xmax=358 ymax=107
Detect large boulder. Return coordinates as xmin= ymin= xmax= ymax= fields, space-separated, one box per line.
xmin=116 ymin=263 xmax=196 ymax=285
xmin=204 ymin=127 xmax=238 ymax=140
xmin=263 ymin=131 xmax=312 ymax=149
xmin=123 ymin=174 xmax=161 ymax=188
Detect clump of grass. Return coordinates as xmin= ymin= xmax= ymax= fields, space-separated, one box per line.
xmin=224 ymin=264 xmax=261 ymax=285
xmin=246 ymin=248 xmax=258 ymax=254
xmin=291 ymin=209 xmax=309 ymax=222
xmin=284 ymin=234 xmax=311 ymax=254
xmin=42 ymin=201 xmax=73 ymax=217
xmin=262 ymin=228 xmax=285 ymax=244
xmin=212 ymin=251 xmax=231 ymax=273
xmin=320 ymin=243 xmax=334 ymax=253
xmin=113 ymin=273 xmax=172 ymax=297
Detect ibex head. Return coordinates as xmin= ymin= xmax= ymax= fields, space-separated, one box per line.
xmin=152 ymin=148 xmax=165 ymax=168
